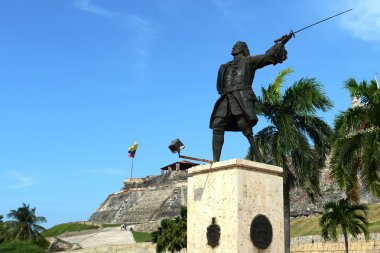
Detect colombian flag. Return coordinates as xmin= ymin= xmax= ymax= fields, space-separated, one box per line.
xmin=128 ymin=141 xmax=138 ymax=158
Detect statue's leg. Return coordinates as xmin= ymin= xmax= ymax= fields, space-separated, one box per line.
xmin=212 ymin=117 xmax=226 ymax=162
xmin=243 ymin=128 xmax=264 ymax=163
xmin=236 ymin=116 xmax=264 ymax=163
xmin=212 ymin=129 xmax=224 ymax=162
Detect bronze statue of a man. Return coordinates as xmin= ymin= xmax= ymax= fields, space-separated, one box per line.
xmin=210 ymin=40 xmax=288 ymax=162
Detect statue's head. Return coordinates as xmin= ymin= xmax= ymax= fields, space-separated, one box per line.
xmin=231 ymin=41 xmax=250 ymax=56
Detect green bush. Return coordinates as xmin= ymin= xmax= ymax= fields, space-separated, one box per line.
xmin=0 ymin=240 xmax=46 ymax=253
xmin=0 ymin=214 xmax=4 ymax=244
xmin=34 ymin=236 xmax=50 ymax=249
xmin=151 ymin=206 xmax=187 ymax=253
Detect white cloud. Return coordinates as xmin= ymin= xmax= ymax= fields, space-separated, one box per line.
xmin=72 ymin=0 xmax=158 ymax=70
xmin=122 ymin=14 xmax=157 ymax=70
xmin=73 ymin=0 xmax=114 ymax=17
xmin=211 ymin=0 xmax=253 ymax=32
xmin=314 ymin=0 xmax=380 ymax=42
xmin=4 ymin=171 xmax=34 ymax=189
xmin=85 ymin=168 xmax=127 ymax=175
xmin=125 ymin=14 xmax=152 ymax=34
xmin=339 ymin=0 xmax=380 ymax=42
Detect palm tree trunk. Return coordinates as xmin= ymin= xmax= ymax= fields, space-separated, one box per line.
xmin=342 ymin=227 xmax=349 ymax=253
xmin=284 ymin=179 xmax=291 ymax=253
xmin=346 ymin=164 xmax=360 ymax=204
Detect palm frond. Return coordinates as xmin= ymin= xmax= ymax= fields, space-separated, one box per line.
xmin=249 ymin=126 xmax=277 ymax=161
xmin=345 ymin=78 xmax=380 ymax=105
xmin=283 ymin=78 xmax=333 ymax=115
xmin=344 ymin=78 xmax=360 ymax=97
xmin=262 ymin=68 xmax=293 ymax=105
xmin=330 ymin=134 xmax=363 ymax=194
xmin=362 ymin=128 xmax=380 ymax=196
xmin=332 ymin=131 xmax=365 ymax=169
xmin=269 ymin=68 xmax=294 ymax=95
xmin=294 ymin=115 xmax=332 ymax=153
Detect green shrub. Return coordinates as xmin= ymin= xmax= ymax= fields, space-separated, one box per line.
xmin=151 ymin=206 xmax=187 ymax=253
xmin=0 ymin=240 xmax=46 ymax=253
xmin=0 ymin=214 xmax=4 ymax=244
xmin=34 ymin=236 xmax=50 ymax=249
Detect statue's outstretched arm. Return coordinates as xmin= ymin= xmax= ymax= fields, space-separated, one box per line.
xmin=248 ymin=43 xmax=288 ymax=69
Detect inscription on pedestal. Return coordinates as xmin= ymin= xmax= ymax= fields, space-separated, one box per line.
xmin=194 ymin=188 xmax=204 ymax=201
xmin=250 ymin=214 xmax=273 ymax=249
xmin=206 ymin=217 xmax=220 ymax=248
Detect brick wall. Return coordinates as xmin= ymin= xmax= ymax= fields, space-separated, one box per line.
xmin=71 ymin=243 xmax=187 ymax=253
xmin=291 ymin=233 xmax=380 ymax=253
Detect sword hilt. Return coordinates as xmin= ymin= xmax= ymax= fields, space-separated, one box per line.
xmin=274 ymin=30 xmax=295 ymax=44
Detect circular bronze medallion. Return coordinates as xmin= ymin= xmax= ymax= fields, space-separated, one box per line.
xmin=250 ymin=214 xmax=273 ymax=249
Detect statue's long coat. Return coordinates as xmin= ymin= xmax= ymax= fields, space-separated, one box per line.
xmin=210 ymin=51 xmax=280 ymax=132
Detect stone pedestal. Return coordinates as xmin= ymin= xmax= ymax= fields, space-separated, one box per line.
xmin=187 ymin=159 xmax=284 ymax=253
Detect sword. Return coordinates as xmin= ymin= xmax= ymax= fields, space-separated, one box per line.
xmin=274 ymin=8 xmax=353 ymax=44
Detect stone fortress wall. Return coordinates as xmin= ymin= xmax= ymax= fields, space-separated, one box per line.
xmin=290 ymin=169 xmax=379 ymax=217
xmin=87 ymin=168 xmax=380 ymax=252
xmin=88 ymin=171 xmax=188 ymax=231
xmin=89 ymin=168 xmax=378 ymax=230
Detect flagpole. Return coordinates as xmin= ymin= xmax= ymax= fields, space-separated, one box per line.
xmin=131 ymin=157 xmax=134 ymax=178
xmin=131 ymin=139 xmax=135 ymax=178
xmin=128 ymin=140 xmax=137 ymax=179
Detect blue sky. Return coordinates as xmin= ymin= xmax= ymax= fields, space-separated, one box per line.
xmin=1 ymin=0 xmax=379 ymax=228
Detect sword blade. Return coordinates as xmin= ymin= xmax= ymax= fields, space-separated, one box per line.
xmin=294 ymin=8 xmax=353 ymax=34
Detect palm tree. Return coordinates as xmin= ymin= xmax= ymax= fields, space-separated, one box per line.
xmin=331 ymin=78 xmax=380 ymax=203
xmin=0 ymin=214 xmax=5 ymax=243
xmin=246 ymin=68 xmax=333 ymax=253
xmin=320 ymin=198 xmax=369 ymax=253
xmin=151 ymin=206 xmax=187 ymax=253
xmin=6 ymin=203 xmax=47 ymax=243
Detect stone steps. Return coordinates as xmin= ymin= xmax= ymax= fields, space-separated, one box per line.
xmin=112 ymin=190 xmax=144 ymax=223
xmin=121 ymin=185 xmax=175 ymax=224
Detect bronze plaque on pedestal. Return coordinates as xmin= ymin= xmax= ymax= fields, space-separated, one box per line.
xmin=250 ymin=214 xmax=273 ymax=249
xmin=207 ymin=217 xmax=220 ymax=248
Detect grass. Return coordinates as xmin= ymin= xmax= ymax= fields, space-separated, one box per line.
xmin=41 ymin=221 xmax=154 ymax=243
xmin=42 ymin=222 xmax=153 ymax=243
xmin=132 ymin=231 xmax=152 ymax=242
xmin=369 ymin=220 xmax=380 ymax=231
xmin=290 ymin=214 xmax=322 ymax=237
xmin=0 ymin=241 xmax=46 ymax=253
xmin=42 ymin=223 xmax=100 ymax=237
xmin=290 ymin=203 xmax=380 ymax=237
xmin=368 ymin=203 xmax=380 ymax=224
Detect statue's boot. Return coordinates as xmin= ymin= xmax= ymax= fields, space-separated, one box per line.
xmin=243 ymin=128 xmax=264 ymax=163
xmin=212 ymin=129 xmax=224 ymax=162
